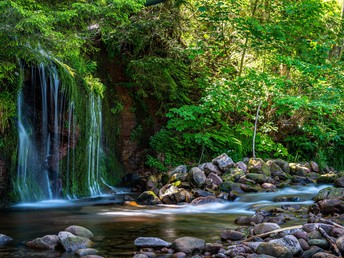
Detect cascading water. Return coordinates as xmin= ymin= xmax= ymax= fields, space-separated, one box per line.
xmin=16 ymin=63 xmax=106 ymax=202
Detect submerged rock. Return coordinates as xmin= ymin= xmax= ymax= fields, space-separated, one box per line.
xmin=26 ymin=235 xmax=60 ymax=250
xmin=65 ymin=225 xmax=94 ymax=239
xmin=172 ymin=236 xmax=205 ymax=254
xmin=58 ymin=231 xmax=94 ymax=252
xmin=134 ymin=237 xmax=171 ymax=248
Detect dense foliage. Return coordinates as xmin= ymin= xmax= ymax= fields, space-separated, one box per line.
xmin=114 ymin=0 xmax=344 ymax=170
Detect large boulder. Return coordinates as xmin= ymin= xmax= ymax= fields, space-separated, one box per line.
xmin=289 ymin=163 xmax=310 ymax=176
xmin=317 ymin=199 xmax=344 ymax=214
xmin=134 ymin=237 xmax=171 ymax=248
xmin=172 ymin=237 xmax=205 ymax=254
xmin=65 ymin=225 xmax=94 ymax=239
xmin=26 ymin=235 xmax=60 ymax=250
xmin=336 ymin=234 xmax=344 ymax=253
xmin=207 ymin=172 xmax=223 ymax=186
xmin=314 ymin=187 xmax=344 ymax=201
xmin=248 ymin=158 xmax=271 ymax=176
xmin=203 ymin=163 xmax=222 ymax=176
xmin=334 ymin=177 xmax=344 ymax=188
xmin=212 ymin=153 xmax=235 ymax=173
xmin=245 ymin=173 xmax=268 ymax=184
xmin=188 ymin=167 xmax=206 ymax=187
xmin=58 ymin=231 xmax=94 ymax=252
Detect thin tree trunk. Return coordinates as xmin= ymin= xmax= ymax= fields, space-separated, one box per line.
xmin=252 ymin=101 xmax=262 ymax=158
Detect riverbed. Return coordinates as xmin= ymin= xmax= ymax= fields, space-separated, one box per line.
xmin=0 ymin=184 xmax=329 ymax=257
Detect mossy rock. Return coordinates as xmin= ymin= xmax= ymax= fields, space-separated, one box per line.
xmin=219 ymin=181 xmax=244 ymax=194
xmin=136 ymin=191 xmax=162 ymax=205
xmin=314 ymin=187 xmax=344 ymax=201
xmin=289 ymin=163 xmax=310 ymax=176
xmin=245 ymin=173 xmax=268 ymax=184
xmin=248 ymin=158 xmax=271 ymax=176
xmin=317 ymin=173 xmax=338 ymax=184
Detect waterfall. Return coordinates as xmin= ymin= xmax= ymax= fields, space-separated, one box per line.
xmin=87 ymin=93 xmax=104 ymax=197
xmin=16 ymin=63 xmax=106 ymax=202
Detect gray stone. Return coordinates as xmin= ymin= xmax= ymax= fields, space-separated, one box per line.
xmin=331 ymin=227 xmax=344 ymax=237
xmin=25 ymin=235 xmax=59 ymax=250
xmin=298 ymin=238 xmax=309 ymax=250
xmin=65 ymin=225 xmax=94 ymax=239
xmin=267 ymin=160 xmax=284 ymax=177
xmin=300 ymin=247 xmax=323 ymax=258
xmin=212 ymin=153 xmax=235 ymax=172
xmin=169 ymin=165 xmax=188 ymax=176
xmin=220 ymin=230 xmax=244 ymax=241
xmin=253 ymin=223 xmax=281 ymax=235
xmin=75 ymin=248 xmax=99 ymax=256
xmin=256 ymin=242 xmax=292 ymax=258
xmin=336 ymin=234 xmax=344 ymax=253
xmin=191 ymin=196 xmax=219 ymax=205
xmin=207 ymin=172 xmax=223 ymax=185
xmin=312 ymin=252 xmax=339 ymax=258
xmin=245 ymin=173 xmax=268 ymax=184
xmin=289 ymin=163 xmax=310 ymax=176
xmin=334 ymin=177 xmax=344 ymax=188
xmin=317 ymin=199 xmax=344 ymax=214
xmin=302 ymin=223 xmax=334 ymax=234
xmin=172 ymin=236 xmax=205 ymax=254
xmin=134 ymin=237 xmax=171 ymax=248
xmin=58 ymin=231 xmax=94 ymax=252
xmin=236 ymin=161 xmax=247 ymax=172
xmin=204 ymin=163 xmax=222 ymax=176
xmin=269 ymin=235 xmax=302 ymax=255
xmin=172 ymin=252 xmax=186 ymax=258
xmin=188 ymin=167 xmax=206 ymax=187
xmin=272 ymin=159 xmax=290 ymax=173
xmin=133 ymin=254 xmax=149 ymax=258
xmin=310 ymin=161 xmax=320 ymax=172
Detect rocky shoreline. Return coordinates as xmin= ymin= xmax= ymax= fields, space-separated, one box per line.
xmin=0 ymin=154 xmax=343 ymax=258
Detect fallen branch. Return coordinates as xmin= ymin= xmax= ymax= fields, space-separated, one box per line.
xmin=318 ymin=226 xmax=343 ymax=258
xmin=242 ymin=225 xmax=302 ymax=242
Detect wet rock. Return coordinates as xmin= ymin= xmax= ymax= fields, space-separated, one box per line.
xmin=256 ymin=242 xmax=292 ymax=258
xmin=172 ymin=252 xmax=186 ymax=258
xmin=302 ymin=223 xmax=334 ymax=234
xmin=240 ymin=183 xmax=259 ymax=193
xmin=220 ymin=230 xmax=245 ymax=241
xmin=205 ymin=243 xmax=222 ymax=254
xmin=269 ymin=235 xmax=302 ymax=255
xmin=193 ymin=189 xmax=214 ymax=198
xmin=300 ymin=247 xmax=323 ymax=258
xmin=314 ymin=187 xmax=344 ymax=201
xmin=292 ymin=230 xmax=308 ymax=240
xmin=133 ymin=254 xmax=149 ymax=258
xmin=261 ymin=183 xmax=276 ymax=191
xmin=289 ymin=163 xmax=310 ymax=176
xmin=310 ymin=161 xmax=320 ymax=172
xmin=253 ymin=223 xmax=281 ymax=235
xmin=207 ymin=172 xmax=223 ymax=186
xmin=178 ymin=188 xmax=194 ymax=203
xmin=81 ymin=255 xmax=104 ymax=258
xmin=245 ymin=173 xmax=268 ymax=184
xmin=248 ymin=158 xmax=271 ymax=176
xmin=307 ymin=238 xmax=329 ymax=249
xmin=58 ymin=231 xmax=94 ymax=252
xmin=75 ymin=248 xmax=99 ymax=256
xmin=188 ymin=167 xmax=206 ymax=187
xmin=225 ymin=244 xmax=252 ymax=256
xmin=336 ymin=234 xmax=344 ymax=253
xmin=191 ymin=196 xmax=219 ymax=205
xmin=169 ymin=165 xmax=188 ymax=177
xmin=312 ymin=252 xmax=338 ymax=258
xmin=219 ymin=181 xmax=244 ymax=194
xmin=65 ymin=225 xmax=94 ymax=239
xmin=317 ymin=173 xmax=338 ymax=184
xmin=136 ymin=191 xmax=162 ymax=205
xmin=234 ymin=216 xmax=253 ymax=226
xmin=267 ymin=160 xmax=284 ymax=176
xmin=236 ymin=161 xmax=247 ymax=172
xmin=204 ymin=163 xmax=222 ymax=176
xmin=134 ymin=237 xmax=171 ymax=248
xmin=0 ymin=234 xmax=13 ymax=243
xmin=272 ymin=159 xmax=290 ymax=173
xmin=172 ymin=237 xmax=205 ymax=254
xmin=25 ymin=235 xmax=60 ymax=250
xmin=298 ymin=238 xmax=309 ymax=250
xmin=330 ymin=227 xmax=344 ymax=237
xmin=159 ymin=184 xmax=180 ymax=204
xmin=334 ymin=177 xmax=344 ymax=188
xmin=292 ymin=176 xmax=313 ymax=185
xmin=317 ymin=199 xmax=344 ymax=214
xmin=212 ymin=153 xmax=235 ymax=172
xmin=274 ymin=196 xmax=300 ymax=202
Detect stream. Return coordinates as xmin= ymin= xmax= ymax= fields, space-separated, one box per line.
xmin=0 ymin=184 xmax=329 ymax=257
